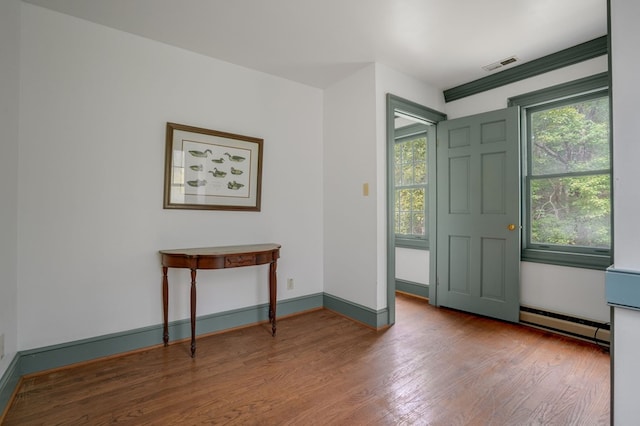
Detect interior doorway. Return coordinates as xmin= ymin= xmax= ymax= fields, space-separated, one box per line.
xmin=386 ymin=94 xmax=445 ymax=325
xmin=387 ymin=96 xmax=520 ymax=325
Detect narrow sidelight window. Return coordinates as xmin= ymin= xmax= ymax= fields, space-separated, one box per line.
xmin=394 ymin=127 xmax=428 ymax=246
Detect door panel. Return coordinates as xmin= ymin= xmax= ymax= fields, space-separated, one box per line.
xmin=449 ymin=156 xmax=470 ymax=213
xmin=449 ymin=236 xmax=471 ymax=294
xmin=436 ymin=107 xmax=520 ymax=322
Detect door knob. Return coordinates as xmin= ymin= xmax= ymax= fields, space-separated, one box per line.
xmin=507 ymin=224 xmax=517 ymax=231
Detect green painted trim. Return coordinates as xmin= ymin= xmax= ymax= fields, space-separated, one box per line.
xmin=444 ymin=36 xmax=608 ymax=103
xmin=508 ymin=73 xmax=609 ymax=108
xmin=607 ymin=1 xmax=615 ymax=272
xmin=0 ymin=354 xmax=21 ymax=417
xmin=606 ymin=268 xmax=640 ymax=310
xmin=395 ymin=123 xmax=428 ymax=139
xmin=18 ymin=293 xmax=323 ymax=375
xmin=522 ymin=249 xmax=611 ymax=271
xmin=323 ymin=293 xmax=388 ymax=328
xmin=387 ymin=93 xmax=397 ymax=325
xmin=395 ymin=238 xmax=428 ymax=250
xmin=387 ymin=94 xmax=448 ymax=124
xmin=0 ymin=292 xmax=394 ymax=413
xmin=396 ymin=279 xmax=429 ymax=299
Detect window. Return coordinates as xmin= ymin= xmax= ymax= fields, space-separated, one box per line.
xmin=510 ymin=74 xmax=611 ymax=269
xmin=387 ymin=94 xmax=445 ymax=252
xmin=394 ymin=125 xmax=429 ymax=248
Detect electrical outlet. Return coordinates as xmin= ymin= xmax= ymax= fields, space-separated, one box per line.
xmin=0 ymin=334 xmax=4 ymax=360
xmin=287 ymin=278 xmax=294 ymax=290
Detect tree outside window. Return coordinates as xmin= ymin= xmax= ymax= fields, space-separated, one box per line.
xmin=525 ymin=92 xmax=611 ymax=266
xmin=394 ymin=133 xmax=427 ymax=242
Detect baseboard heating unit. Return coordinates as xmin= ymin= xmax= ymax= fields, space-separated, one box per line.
xmin=520 ymin=306 xmax=610 ymax=348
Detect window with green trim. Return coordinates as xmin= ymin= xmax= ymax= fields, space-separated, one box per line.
xmin=512 ymin=74 xmax=611 ymax=270
xmin=394 ymin=128 xmax=428 ymax=247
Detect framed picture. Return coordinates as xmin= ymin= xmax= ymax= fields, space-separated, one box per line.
xmin=163 ymin=122 xmax=263 ymax=211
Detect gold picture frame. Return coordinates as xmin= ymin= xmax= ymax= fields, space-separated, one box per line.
xmin=163 ymin=122 xmax=263 ymax=211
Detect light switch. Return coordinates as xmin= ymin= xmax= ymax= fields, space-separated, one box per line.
xmin=363 ymin=183 xmax=369 ymax=196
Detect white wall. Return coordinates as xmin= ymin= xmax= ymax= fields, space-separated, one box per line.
xmin=445 ymin=55 xmax=610 ymax=323
xmin=611 ymin=307 xmax=640 ymax=424
xmin=18 ymin=4 xmax=324 ymax=350
xmin=521 ymin=263 xmax=606 ymax=320
xmin=396 ymin=248 xmax=429 ymax=284
xmin=323 ymin=64 xmax=379 ymax=309
xmin=610 ymin=0 xmax=640 ymax=422
xmin=0 ymin=0 xmax=20 ymax=376
xmin=610 ymin=4 xmax=640 ymax=271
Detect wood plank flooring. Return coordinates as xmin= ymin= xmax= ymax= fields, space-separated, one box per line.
xmin=2 ymin=293 xmax=610 ymax=425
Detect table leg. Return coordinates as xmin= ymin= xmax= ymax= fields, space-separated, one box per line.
xmin=162 ymin=266 xmax=169 ymax=346
xmin=269 ymin=260 xmax=277 ymax=336
xmin=190 ymin=268 xmax=197 ymax=358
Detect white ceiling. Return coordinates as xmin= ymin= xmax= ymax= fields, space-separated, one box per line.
xmin=23 ymin=0 xmax=607 ymax=90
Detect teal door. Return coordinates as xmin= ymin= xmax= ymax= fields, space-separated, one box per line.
xmin=436 ymin=107 xmax=520 ymax=322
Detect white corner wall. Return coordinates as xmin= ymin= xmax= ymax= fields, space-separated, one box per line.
xmin=18 ymin=4 xmax=324 ymax=350
xmin=322 ymin=62 xmax=444 ymax=312
xmin=610 ymin=0 xmax=640 ymax=423
xmin=610 ymin=3 xmax=640 ymax=271
xmin=323 ymin=64 xmax=379 ymax=309
xmin=445 ymin=55 xmax=610 ymax=323
xmin=0 ymin=0 xmax=20 ymax=376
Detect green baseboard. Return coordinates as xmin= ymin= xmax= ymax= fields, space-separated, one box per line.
xmin=396 ymin=279 xmax=429 ymax=299
xmin=323 ymin=293 xmax=388 ymax=328
xmin=0 ymin=293 xmax=323 ymax=416
xmin=0 ymin=292 xmax=387 ymax=415
xmin=0 ymin=354 xmax=20 ymax=418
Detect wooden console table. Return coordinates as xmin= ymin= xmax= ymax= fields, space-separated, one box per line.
xmin=159 ymin=243 xmax=281 ymax=357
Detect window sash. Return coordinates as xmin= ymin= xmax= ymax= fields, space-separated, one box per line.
xmin=394 ymin=132 xmax=428 ymax=244
xmin=512 ymin=76 xmax=612 ymax=269
xmin=526 ymin=173 xmax=611 ymax=250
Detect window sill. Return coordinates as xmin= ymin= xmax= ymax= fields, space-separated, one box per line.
xmin=522 ymin=248 xmax=611 ymax=271
xmin=395 ymin=238 xmax=429 ymax=250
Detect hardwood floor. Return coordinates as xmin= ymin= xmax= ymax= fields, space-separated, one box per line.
xmin=3 ymin=293 xmax=610 ymax=425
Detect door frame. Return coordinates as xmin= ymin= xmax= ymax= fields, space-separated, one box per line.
xmin=386 ymin=94 xmax=446 ymax=325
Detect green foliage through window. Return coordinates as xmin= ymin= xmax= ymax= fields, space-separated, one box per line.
xmin=526 ymin=93 xmax=611 ymax=252
xmin=394 ymin=134 xmax=427 ymax=239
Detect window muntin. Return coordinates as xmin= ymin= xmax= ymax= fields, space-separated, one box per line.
xmin=394 ymin=132 xmax=427 ymax=242
xmin=523 ymin=90 xmax=611 ymax=268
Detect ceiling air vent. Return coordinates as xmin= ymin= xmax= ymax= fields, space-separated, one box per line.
xmin=482 ymin=55 xmax=518 ymax=72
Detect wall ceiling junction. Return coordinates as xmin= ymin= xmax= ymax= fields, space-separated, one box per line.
xmin=24 ymin=0 xmax=606 ymax=90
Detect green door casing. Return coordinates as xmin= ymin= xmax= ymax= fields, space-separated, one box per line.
xmin=436 ymin=107 xmax=520 ymax=322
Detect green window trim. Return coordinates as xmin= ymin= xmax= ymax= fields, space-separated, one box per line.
xmin=510 ymin=74 xmax=613 ymax=271
xmin=522 ymin=249 xmax=611 ymax=271
xmin=445 ymin=36 xmax=607 ymax=103
xmin=395 ymin=237 xmax=429 ymax=250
